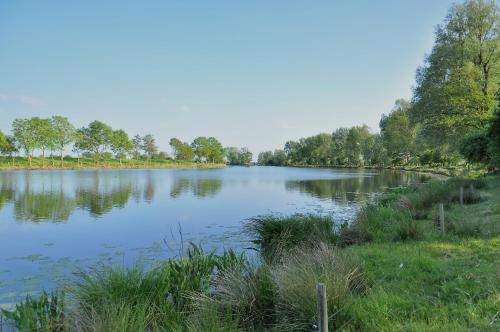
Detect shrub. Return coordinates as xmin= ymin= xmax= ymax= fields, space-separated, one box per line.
xmin=1 ymin=291 xmax=67 ymax=332
xmin=246 ymin=214 xmax=338 ymax=263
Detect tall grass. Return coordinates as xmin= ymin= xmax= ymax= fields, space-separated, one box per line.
xmin=190 ymin=264 xmax=277 ymax=330
xmin=190 ymin=243 xmax=366 ymax=331
xmin=72 ymin=245 xmax=245 ymax=331
xmin=1 ymin=291 xmax=67 ymax=332
xmin=245 ymin=214 xmax=338 ymax=263
xmin=270 ymin=243 xmax=366 ymax=331
xmin=341 ymin=177 xmax=489 ymax=245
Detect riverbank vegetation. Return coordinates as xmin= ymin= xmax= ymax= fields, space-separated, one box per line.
xmin=0 ymin=156 xmax=225 ymax=170
xmin=0 ymin=119 xmax=252 ymax=169
xmin=258 ymin=0 xmax=500 ymax=174
xmin=2 ymin=174 xmax=498 ymax=331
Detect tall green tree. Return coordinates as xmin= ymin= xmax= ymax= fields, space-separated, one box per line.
xmin=131 ymin=134 xmax=142 ymax=160
xmin=79 ymin=120 xmax=113 ymax=162
xmin=72 ymin=129 xmax=86 ymax=166
xmin=111 ymin=129 xmax=133 ymax=165
xmin=191 ymin=137 xmax=210 ymax=162
xmin=51 ymin=116 xmax=75 ymax=166
xmin=225 ymin=147 xmax=253 ymax=165
xmin=331 ymin=128 xmax=350 ymax=166
xmin=206 ymin=137 xmax=225 ymax=163
xmin=30 ymin=118 xmax=54 ymax=167
xmin=411 ymin=0 xmax=500 ymax=151
xmin=0 ymin=130 xmax=8 ymax=153
xmin=380 ymin=99 xmax=416 ymax=165
xmin=142 ymin=134 xmax=158 ymax=162
xmin=169 ymin=138 xmax=195 ymax=161
xmin=12 ymin=118 xmax=38 ymax=167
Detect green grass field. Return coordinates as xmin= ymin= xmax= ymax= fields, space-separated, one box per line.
xmin=0 ymin=156 xmax=225 ymax=170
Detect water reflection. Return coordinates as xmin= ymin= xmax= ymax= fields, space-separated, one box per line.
xmin=75 ymin=174 xmax=135 ymax=218
xmin=0 ymin=171 xmax=225 ymax=222
xmin=170 ymin=178 xmax=222 ymax=199
xmin=285 ymin=171 xmax=427 ymax=202
xmin=0 ymin=169 xmax=428 ymax=223
xmin=14 ymin=190 xmax=76 ymax=222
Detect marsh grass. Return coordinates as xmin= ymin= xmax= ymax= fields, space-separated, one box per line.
xmin=270 ymin=244 xmax=366 ymax=331
xmin=190 ymin=264 xmax=277 ymax=330
xmin=1 ymin=291 xmax=67 ymax=332
xmin=72 ymin=245 xmax=245 ymax=331
xmin=341 ymin=177 xmax=493 ymax=245
xmin=245 ymin=214 xmax=338 ymax=263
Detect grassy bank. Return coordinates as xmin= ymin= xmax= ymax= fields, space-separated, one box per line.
xmin=0 ymin=156 xmax=225 ymax=170
xmin=1 ymin=176 xmax=499 ymax=331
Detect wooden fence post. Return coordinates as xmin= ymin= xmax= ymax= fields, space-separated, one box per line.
xmin=439 ymin=203 xmax=445 ymax=236
xmin=316 ymin=283 xmax=328 ymax=332
xmin=460 ymin=186 xmax=464 ymax=206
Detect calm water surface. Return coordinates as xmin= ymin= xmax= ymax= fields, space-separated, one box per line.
xmin=0 ymin=166 xmax=424 ymax=306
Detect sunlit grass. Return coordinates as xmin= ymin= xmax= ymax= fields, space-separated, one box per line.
xmin=0 ymin=156 xmax=225 ymax=170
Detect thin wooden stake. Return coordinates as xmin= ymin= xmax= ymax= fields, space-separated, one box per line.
xmin=460 ymin=186 xmax=464 ymax=206
xmin=316 ymin=283 xmax=328 ymax=332
xmin=439 ymin=203 xmax=445 ymax=236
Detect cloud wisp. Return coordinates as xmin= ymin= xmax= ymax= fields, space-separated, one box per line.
xmin=0 ymin=93 xmax=45 ymax=107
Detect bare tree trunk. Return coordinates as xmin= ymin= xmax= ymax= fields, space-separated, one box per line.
xmin=61 ymin=148 xmax=64 ymax=167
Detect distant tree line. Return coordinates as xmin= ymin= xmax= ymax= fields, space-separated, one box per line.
xmin=0 ymin=117 xmax=252 ymax=167
xmin=259 ymin=0 xmax=500 ymax=170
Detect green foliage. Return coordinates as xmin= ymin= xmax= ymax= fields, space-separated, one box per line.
xmin=12 ymin=118 xmax=38 ymax=165
xmin=191 ymin=136 xmax=225 ymax=163
xmin=459 ymin=130 xmax=490 ymax=164
xmin=78 ymin=120 xmax=113 ymax=160
xmin=1 ymin=291 xmax=67 ymax=332
xmin=50 ymin=116 xmax=75 ymax=163
xmin=169 ymin=137 xmax=195 ymax=161
xmin=257 ymin=149 xmax=287 ymax=166
xmin=111 ymin=129 xmax=133 ymax=162
xmin=0 ymin=130 xmax=8 ymax=153
xmin=487 ymin=109 xmax=500 ymax=168
xmin=141 ymin=134 xmax=158 ymax=160
xmin=225 ymin=146 xmax=253 ymax=165
xmin=246 ymin=214 xmax=338 ymax=263
xmin=380 ymin=99 xmax=416 ymax=165
xmin=411 ymin=0 xmax=500 ymax=152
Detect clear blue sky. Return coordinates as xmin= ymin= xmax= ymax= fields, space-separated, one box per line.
xmin=1 ymin=0 xmax=457 ymax=155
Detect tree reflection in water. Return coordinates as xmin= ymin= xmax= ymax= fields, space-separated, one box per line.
xmin=0 ymin=172 xmax=144 ymax=222
xmin=285 ymin=171 xmax=428 ymax=203
xmin=170 ymin=178 xmax=222 ymax=199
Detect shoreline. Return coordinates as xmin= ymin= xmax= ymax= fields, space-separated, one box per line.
xmin=0 ymin=160 xmax=226 ymax=171
xmin=281 ymin=163 xmax=487 ymax=177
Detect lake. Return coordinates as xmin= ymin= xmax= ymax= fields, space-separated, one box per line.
xmin=0 ymin=166 xmax=425 ymax=306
